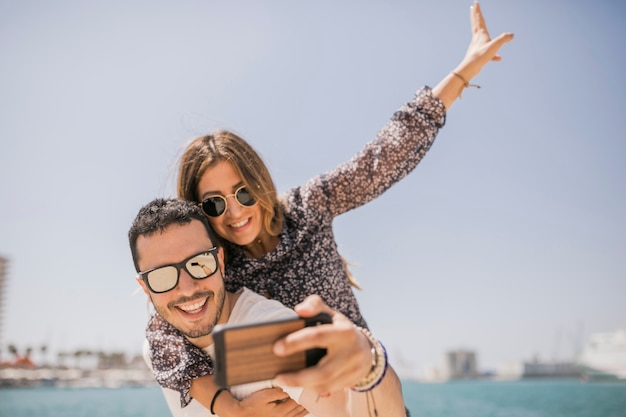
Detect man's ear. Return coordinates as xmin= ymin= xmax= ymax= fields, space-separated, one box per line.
xmin=217 ymin=247 xmax=225 ymax=270
xmin=136 ymin=276 xmax=150 ymax=296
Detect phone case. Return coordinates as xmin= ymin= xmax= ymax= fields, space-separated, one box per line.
xmin=212 ymin=313 xmax=331 ymax=387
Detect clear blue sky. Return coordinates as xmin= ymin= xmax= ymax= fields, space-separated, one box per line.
xmin=1 ymin=0 xmax=624 ymax=378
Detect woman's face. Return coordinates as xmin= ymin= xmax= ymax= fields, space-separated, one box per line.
xmin=196 ymin=160 xmax=263 ymax=246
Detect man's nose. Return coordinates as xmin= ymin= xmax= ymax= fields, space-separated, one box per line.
xmin=175 ymin=269 xmax=199 ymax=293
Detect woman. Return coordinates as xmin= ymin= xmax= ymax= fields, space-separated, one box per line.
xmin=146 ymin=2 xmax=514 ymax=415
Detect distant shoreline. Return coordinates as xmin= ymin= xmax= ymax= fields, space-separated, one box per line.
xmin=0 ymin=365 xmax=157 ymax=389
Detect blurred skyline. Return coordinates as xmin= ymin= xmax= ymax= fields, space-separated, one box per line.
xmin=1 ymin=0 xmax=625 ymax=378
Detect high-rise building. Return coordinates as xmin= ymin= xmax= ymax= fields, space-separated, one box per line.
xmin=446 ymin=349 xmax=478 ymax=379
xmin=0 ymin=256 xmax=7 ymax=351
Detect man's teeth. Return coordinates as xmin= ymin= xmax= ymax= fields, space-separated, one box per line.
xmin=178 ymin=299 xmax=206 ymax=312
xmin=231 ymin=219 xmax=248 ymax=228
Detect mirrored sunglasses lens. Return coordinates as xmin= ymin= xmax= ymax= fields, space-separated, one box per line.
xmin=186 ymin=253 xmax=217 ymax=279
xmin=236 ymin=187 xmax=256 ymax=206
xmin=202 ymin=197 xmax=226 ymax=217
xmin=147 ymin=266 xmax=178 ymax=293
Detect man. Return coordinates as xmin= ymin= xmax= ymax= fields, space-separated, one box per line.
xmin=129 ymin=198 xmax=407 ymax=416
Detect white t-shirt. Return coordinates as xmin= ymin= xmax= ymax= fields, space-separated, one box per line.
xmin=144 ymin=287 xmax=306 ymax=417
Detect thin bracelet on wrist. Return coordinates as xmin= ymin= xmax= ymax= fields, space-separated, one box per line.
xmin=451 ymin=71 xmax=481 ymax=99
xmin=210 ymin=387 xmax=229 ymax=415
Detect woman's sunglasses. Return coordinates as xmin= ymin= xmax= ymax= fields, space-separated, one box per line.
xmin=200 ymin=185 xmax=257 ymax=217
xmin=138 ymin=248 xmax=219 ymax=293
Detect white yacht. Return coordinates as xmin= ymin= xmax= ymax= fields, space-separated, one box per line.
xmin=578 ymin=329 xmax=626 ymax=380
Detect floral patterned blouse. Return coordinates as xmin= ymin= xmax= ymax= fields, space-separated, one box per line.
xmin=146 ymin=86 xmax=446 ymax=405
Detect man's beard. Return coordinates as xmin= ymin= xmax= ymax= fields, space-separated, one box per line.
xmin=155 ymin=287 xmax=226 ymax=339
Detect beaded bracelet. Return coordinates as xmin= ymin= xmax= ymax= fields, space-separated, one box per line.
xmin=352 ymin=327 xmax=388 ymax=392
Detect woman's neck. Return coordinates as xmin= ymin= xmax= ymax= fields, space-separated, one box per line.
xmin=243 ymin=234 xmax=279 ymax=259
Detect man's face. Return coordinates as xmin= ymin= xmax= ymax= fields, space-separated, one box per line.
xmin=136 ymin=219 xmax=226 ymax=346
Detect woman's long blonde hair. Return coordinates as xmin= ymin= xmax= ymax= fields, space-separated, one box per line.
xmin=177 ymin=129 xmax=361 ymax=289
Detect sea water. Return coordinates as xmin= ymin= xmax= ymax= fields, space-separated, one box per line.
xmin=0 ymin=385 xmax=170 ymax=417
xmin=402 ymin=379 xmax=626 ymax=417
xmin=1 ymin=379 xmax=625 ymax=417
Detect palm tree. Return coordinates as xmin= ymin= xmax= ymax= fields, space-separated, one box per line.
xmin=40 ymin=344 xmax=48 ymax=367
xmin=7 ymin=344 xmax=18 ymax=360
xmin=58 ymin=351 xmax=67 ymax=368
xmin=23 ymin=346 xmax=35 ymax=368
xmin=74 ymin=350 xmax=84 ymax=368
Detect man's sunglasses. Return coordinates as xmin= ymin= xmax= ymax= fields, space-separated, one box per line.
xmin=138 ymin=248 xmax=219 ymax=293
xmin=200 ymin=185 xmax=257 ymax=217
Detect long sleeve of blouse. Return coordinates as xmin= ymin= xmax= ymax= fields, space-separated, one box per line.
xmin=300 ymin=86 xmax=445 ymax=216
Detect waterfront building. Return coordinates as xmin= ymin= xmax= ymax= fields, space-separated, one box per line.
xmin=445 ymin=349 xmax=478 ymax=379
xmin=496 ymin=359 xmax=580 ymax=379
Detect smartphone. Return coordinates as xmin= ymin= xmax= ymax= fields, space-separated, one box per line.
xmin=212 ymin=312 xmax=332 ymax=388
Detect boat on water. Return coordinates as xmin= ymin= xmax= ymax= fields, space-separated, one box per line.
xmin=578 ymin=329 xmax=626 ymax=381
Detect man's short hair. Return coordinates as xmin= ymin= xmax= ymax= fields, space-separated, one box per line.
xmin=128 ymin=198 xmax=219 ymax=272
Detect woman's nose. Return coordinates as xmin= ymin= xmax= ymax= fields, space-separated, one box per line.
xmin=224 ymin=194 xmax=243 ymax=216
